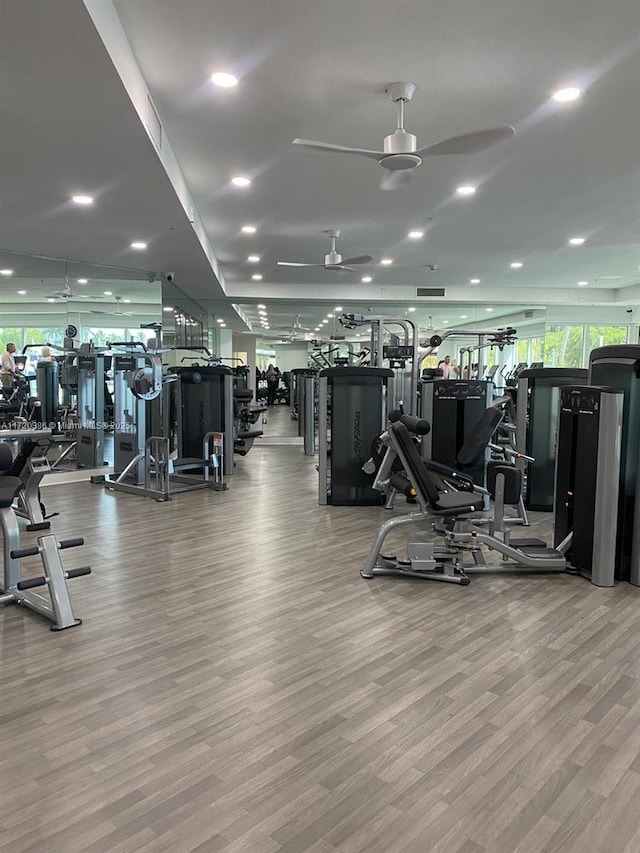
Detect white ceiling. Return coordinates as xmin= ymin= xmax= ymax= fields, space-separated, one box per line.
xmin=3 ymin=0 xmax=640 ymax=344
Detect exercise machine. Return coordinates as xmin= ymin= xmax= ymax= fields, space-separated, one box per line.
xmin=515 ymin=367 xmax=588 ymax=510
xmin=589 ymin=345 xmax=640 ymax=584
xmin=419 ymin=377 xmax=493 ymax=486
xmin=361 ymin=393 xmax=620 ymax=585
xmin=318 ymin=366 xmax=394 ymax=505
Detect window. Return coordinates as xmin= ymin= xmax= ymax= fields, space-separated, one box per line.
xmin=530 ymin=336 xmax=545 ymax=364
xmin=588 ymin=325 xmax=628 ymax=353
xmin=517 ymin=339 xmax=529 ymax=364
xmin=84 ymin=328 xmax=125 ymax=347
xmin=544 ymin=326 xmax=584 ymax=368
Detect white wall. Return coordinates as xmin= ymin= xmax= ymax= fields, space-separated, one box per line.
xmin=274 ymin=343 xmax=309 ymax=371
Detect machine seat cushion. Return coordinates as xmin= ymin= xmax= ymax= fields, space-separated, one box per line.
xmin=237 ymin=429 xmax=263 ymax=439
xmin=233 ymin=388 xmax=254 ymax=402
xmin=432 ymin=490 xmax=485 ymax=516
xmin=390 ymin=421 xmax=483 ymax=516
xmin=0 ymin=476 xmax=23 ymax=508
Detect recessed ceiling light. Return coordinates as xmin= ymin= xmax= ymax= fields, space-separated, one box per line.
xmin=123 ymin=299 xmax=131 ymax=303
xmin=322 ymin=320 xmax=328 ymax=324
xmin=380 ymin=258 xmax=393 ymax=266
xmin=0 ymin=269 xmax=13 ymax=276
xmin=241 ymin=225 xmax=257 ymax=234
xmin=460 ymin=314 xmax=468 ymax=319
xmin=163 ymin=307 xmax=173 ymax=312
xmin=456 ymin=185 xmax=476 ymax=196
xmin=553 ymin=87 xmax=581 ymax=103
xmin=600 ymin=276 xmax=622 ymax=280
xmin=469 ymin=278 xmax=481 ymax=284
xmin=251 ymin=274 xmax=263 ymax=281
xmin=510 ymin=262 xmax=523 ymax=269
xmin=334 ymin=306 xmax=342 ymax=311
xmin=220 ymin=323 xmax=227 ymax=328
xmin=327 ymin=313 xmax=334 ymax=318
xmin=77 ymin=278 xmax=88 ymax=284
xmin=577 ymin=280 xmax=589 ymax=287
xmin=258 ymin=310 xmax=267 ymax=316
xmin=257 ymin=303 xmax=266 ymax=309
xmin=72 ymin=195 xmax=94 ymax=205
xmin=210 ymin=71 xmax=238 ymax=88
xmin=79 ymin=294 xmax=89 ymax=298
xmin=247 ymin=255 xmax=260 ymax=263
xmin=568 ymin=237 xmax=586 ymax=246
xmin=130 ymin=241 xmax=147 ymax=250
xmin=231 ymin=176 xmax=251 ymax=188
xmin=408 ymin=307 xmax=416 ymax=312
xmin=361 ymin=275 xmax=372 ymax=283
xmin=47 ymin=298 xmax=55 ymax=303
xmin=104 ymin=290 xmax=113 ymax=295
xmin=442 ymin=320 xmax=449 ymax=325
xmin=408 ymin=230 xmax=424 ymax=239
xmin=17 ymin=290 xmax=26 ymax=295
xmin=486 ymin=307 xmax=494 ymax=312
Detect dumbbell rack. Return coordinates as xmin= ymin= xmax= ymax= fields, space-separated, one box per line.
xmin=0 ymin=476 xmax=90 ymax=630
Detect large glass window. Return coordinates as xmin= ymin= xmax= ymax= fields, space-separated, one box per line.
xmin=588 ymin=325 xmax=628 ymax=354
xmin=530 ymin=336 xmax=545 ymax=364
xmin=544 ymin=325 xmax=584 ymax=368
xmin=517 ymin=339 xmax=529 ymax=363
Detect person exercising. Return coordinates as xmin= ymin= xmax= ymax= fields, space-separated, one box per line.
xmin=0 ymin=342 xmax=18 ymax=390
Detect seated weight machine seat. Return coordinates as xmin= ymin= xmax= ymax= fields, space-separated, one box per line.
xmin=361 ymin=417 xmax=567 ymax=584
xmin=233 ymin=388 xmax=264 ymax=455
xmin=0 ymin=437 xmax=56 ymax=530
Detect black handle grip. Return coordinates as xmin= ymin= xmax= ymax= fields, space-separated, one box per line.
xmin=399 ymin=414 xmax=431 ymax=436
xmin=66 ymin=566 xmax=91 ymax=579
xmin=58 ymin=537 xmax=84 ymax=550
xmin=10 ymin=545 xmax=40 ymax=559
xmin=17 ymin=576 xmax=46 ymax=590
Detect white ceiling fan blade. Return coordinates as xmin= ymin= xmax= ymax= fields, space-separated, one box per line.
xmin=341 ymin=255 xmax=373 ymax=266
xmin=277 ymin=261 xmax=325 ymax=268
xmin=292 ymin=138 xmax=383 ymax=160
xmin=380 ymin=168 xmax=416 ymax=191
xmin=418 ymin=126 xmax=516 ymax=156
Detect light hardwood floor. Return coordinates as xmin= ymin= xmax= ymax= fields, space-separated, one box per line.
xmin=2 ymin=425 xmax=640 ymax=852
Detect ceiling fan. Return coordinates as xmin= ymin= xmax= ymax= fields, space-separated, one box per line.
xmin=292 ymin=82 xmax=516 ymax=191
xmin=277 ymin=230 xmax=372 ymax=271
xmin=89 ymin=296 xmax=132 ymax=317
xmin=271 ymin=315 xmax=312 ymax=340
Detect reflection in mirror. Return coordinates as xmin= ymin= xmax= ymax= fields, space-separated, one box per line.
xmin=0 ymin=250 xmax=161 ymax=371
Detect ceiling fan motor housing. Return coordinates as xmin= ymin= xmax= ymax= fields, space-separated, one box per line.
xmin=381 ymin=129 xmax=421 ymax=170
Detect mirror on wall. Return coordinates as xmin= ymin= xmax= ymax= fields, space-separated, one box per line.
xmin=0 ymin=250 xmax=162 ymax=359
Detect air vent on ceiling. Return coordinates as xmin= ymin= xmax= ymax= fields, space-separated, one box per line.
xmin=524 ymin=310 xmax=534 ymax=319
xmin=416 ymin=287 xmax=446 ymax=297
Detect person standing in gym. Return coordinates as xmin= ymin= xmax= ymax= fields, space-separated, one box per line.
xmin=266 ymin=363 xmax=278 ymax=406
xmin=0 ymin=342 xmax=18 ymax=390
